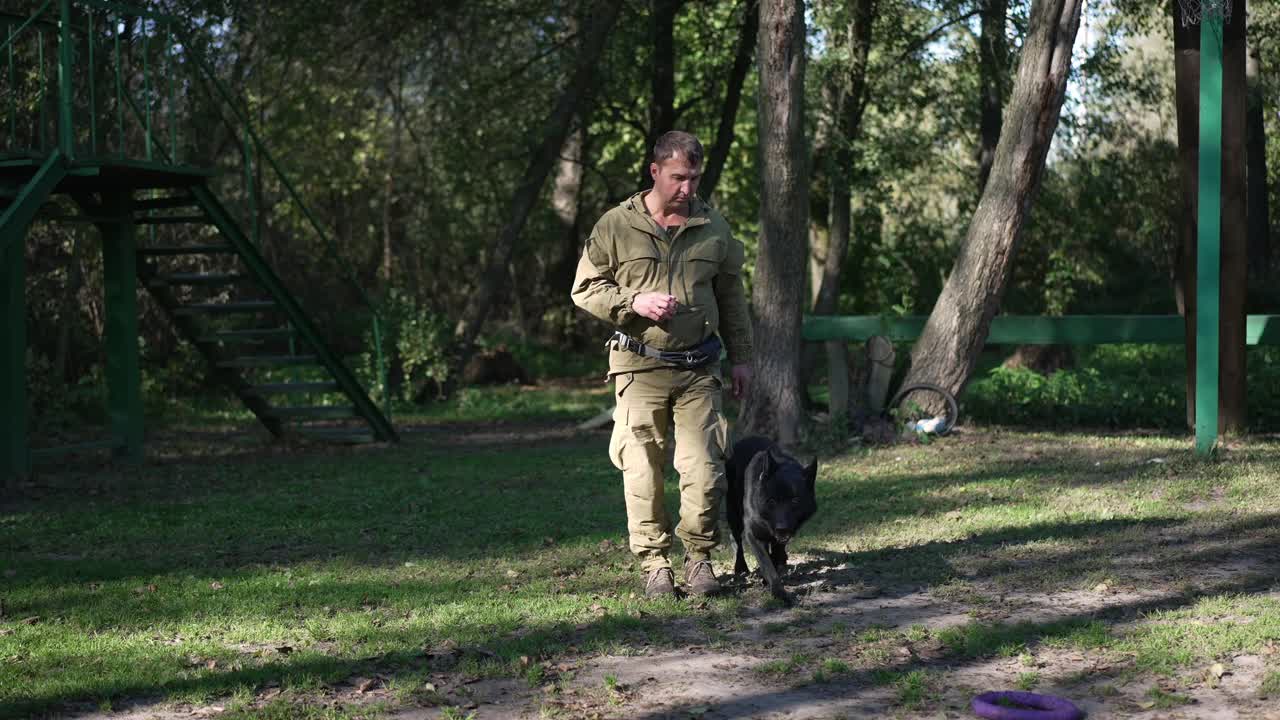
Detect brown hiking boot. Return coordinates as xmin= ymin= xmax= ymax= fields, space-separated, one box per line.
xmin=644 ymin=567 xmax=676 ymax=597
xmin=683 ymin=560 xmax=721 ymax=596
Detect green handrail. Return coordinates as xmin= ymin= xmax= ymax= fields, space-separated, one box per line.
xmin=5 ymin=0 xmax=393 ymax=419
xmin=90 ymin=1 xmax=391 ymax=418
xmin=0 ymin=0 xmax=54 ymax=56
xmin=178 ymin=30 xmax=391 ymax=417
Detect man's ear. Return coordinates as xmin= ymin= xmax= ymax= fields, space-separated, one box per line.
xmin=650 ymin=161 xmax=659 ymax=180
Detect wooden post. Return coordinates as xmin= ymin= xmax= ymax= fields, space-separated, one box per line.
xmin=100 ymin=189 xmax=143 ymax=461
xmin=0 ymin=227 xmax=28 ymax=481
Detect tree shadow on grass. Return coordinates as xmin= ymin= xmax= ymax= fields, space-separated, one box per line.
xmin=6 ymin=509 xmax=1280 ymax=718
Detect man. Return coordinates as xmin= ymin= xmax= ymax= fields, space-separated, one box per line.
xmin=571 ymin=131 xmax=753 ymax=598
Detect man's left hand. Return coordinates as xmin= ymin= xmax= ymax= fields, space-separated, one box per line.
xmin=730 ymin=364 xmax=752 ymax=400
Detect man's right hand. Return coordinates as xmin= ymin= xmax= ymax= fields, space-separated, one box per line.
xmin=632 ymin=292 xmax=678 ymax=322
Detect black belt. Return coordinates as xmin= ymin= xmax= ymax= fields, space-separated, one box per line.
xmin=607 ymin=331 xmax=722 ymax=370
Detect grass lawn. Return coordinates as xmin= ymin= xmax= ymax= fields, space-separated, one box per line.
xmin=4 ymin=382 xmax=1280 ymax=719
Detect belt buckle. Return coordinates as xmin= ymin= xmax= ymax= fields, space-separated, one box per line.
xmin=684 ymin=351 xmax=696 ymax=366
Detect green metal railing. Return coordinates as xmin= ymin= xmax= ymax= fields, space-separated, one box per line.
xmin=1 ymin=0 xmax=391 ymax=420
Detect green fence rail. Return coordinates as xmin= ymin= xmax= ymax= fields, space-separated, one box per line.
xmin=802 ymin=315 xmax=1280 ymax=346
xmin=1 ymin=0 xmax=391 ymax=418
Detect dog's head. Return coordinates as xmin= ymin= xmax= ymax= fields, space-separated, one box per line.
xmin=747 ymin=448 xmax=818 ymax=544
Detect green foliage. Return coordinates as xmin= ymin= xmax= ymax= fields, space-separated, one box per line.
xmin=963 ymin=345 xmax=1280 ymax=429
xmin=367 ymin=289 xmax=452 ymax=403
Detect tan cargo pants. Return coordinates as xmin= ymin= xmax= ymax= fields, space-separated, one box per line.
xmin=608 ymin=367 xmax=731 ymax=573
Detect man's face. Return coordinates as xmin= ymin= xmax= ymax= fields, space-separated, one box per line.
xmin=649 ymin=153 xmax=702 ymax=211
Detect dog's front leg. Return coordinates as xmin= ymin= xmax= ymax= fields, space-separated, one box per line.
xmin=768 ymin=542 xmax=789 ymax=573
xmin=747 ymin=533 xmax=793 ymax=605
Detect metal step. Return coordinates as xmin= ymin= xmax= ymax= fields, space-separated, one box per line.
xmin=135 ymin=195 xmax=198 ymax=211
xmin=137 ymin=214 xmax=208 ymax=225
xmin=271 ymin=406 xmax=358 ymax=420
xmin=251 ymin=382 xmax=340 ymax=394
xmin=137 ymin=244 xmax=236 ymax=256
xmin=217 ymin=355 xmax=318 ymax=369
xmin=147 ymin=272 xmax=248 ymax=287
xmin=173 ymin=301 xmax=277 ymax=316
xmin=296 ymin=427 xmax=377 ymax=444
xmin=197 ymin=328 xmax=296 ymax=344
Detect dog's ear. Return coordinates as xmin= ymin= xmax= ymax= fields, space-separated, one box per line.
xmin=804 ymin=458 xmax=817 ymax=493
xmin=751 ymin=449 xmax=773 ymax=484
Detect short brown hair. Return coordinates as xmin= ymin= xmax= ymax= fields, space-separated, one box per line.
xmin=653 ymin=131 xmax=704 ymax=167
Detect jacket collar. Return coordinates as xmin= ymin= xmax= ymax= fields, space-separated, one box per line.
xmin=623 ymin=191 xmax=711 ymax=238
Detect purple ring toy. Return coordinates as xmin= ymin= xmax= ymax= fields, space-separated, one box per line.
xmin=971 ymin=691 xmax=1084 ymax=720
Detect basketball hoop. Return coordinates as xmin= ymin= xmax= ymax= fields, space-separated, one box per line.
xmin=1178 ymin=0 xmax=1232 ymax=27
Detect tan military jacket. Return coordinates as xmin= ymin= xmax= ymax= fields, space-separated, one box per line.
xmin=571 ymin=191 xmax=753 ymax=375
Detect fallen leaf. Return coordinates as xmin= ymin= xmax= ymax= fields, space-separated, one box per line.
xmin=209 ymin=581 xmax=224 ymax=590
xmin=1209 ymin=662 xmax=1228 ymax=679
xmin=356 ymin=678 xmax=377 ymax=693
xmin=422 ymin=682 xmax=436 ymax=693
xmin=506 ymin=570 xmax=520 ymax=578
xmin=1093 ymin=582 xmax=1110 ymax=593
xmin=520 ymin=656 xmax=531 ymax=666
xmin=589 ymin=603 xmax=605 ymax=613
xmin=20 ymin=616 xmax=39 ymax=625
xmin=205 ymin=659 xmax=217 ymax=670
xmin=147 ymin=584 xmax=158 ymax=593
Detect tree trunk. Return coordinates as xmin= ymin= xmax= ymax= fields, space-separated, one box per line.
xmin=811 ymin=0 xmax=874 ymax=420
xmin=1220 ymin=0 xmax=1248 ymax=433
xmin=701 ymin=0 xmax=759 ymax=202
xmin=1246 ymin=14 xmax=1269 ymax=283
xmin=541 ymin=118 xmax=589 ymax=339
xmin=639 ymin=0 xmax=685 ymax=189
xmin=740 ymin=0 xmax=808 ymax=447
xmin=1173 ymin=7 xmax=1200 ymax=429
xmin=901 ymin=0 xmax=1082 ymax=406
xmin=444 ymin=1 xmax=623 ymax=394
xmin=380 ymin=78 xmax=404 ymax=286
xmin=977 ymin=0 xmax=1010 ymax=192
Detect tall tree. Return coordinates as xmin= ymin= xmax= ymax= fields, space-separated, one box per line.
xmin=700 ymin=0 xmax=759 ymax=202
xmin=977 ymin=0 xmax=1010 ymax=192
xmin=445 ymin=0 xmax=624 ymax=394
xmin=741 ymin=0 xmax=808 ymax=446
xmin=1220 ymin=0 xmax=1248 ymax=432
xmin=639 ymin=0 xmax=687 ymax=188
xmin=812 ymin=0 xmax=875 ymax=420
xmin=1245 ymin=4 xmax=1270 ymax=282
xmin=901 ymin=0 xmax=1083 ymax=403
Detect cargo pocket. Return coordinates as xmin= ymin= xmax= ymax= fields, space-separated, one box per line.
xmin=609 ymin=405 xmax=666 ymax=471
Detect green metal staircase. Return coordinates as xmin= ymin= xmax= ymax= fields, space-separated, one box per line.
xmin=133 ymin=185 xmax=396 ymax=444
xmin=2 ymin=1 xmax=397 ymax=477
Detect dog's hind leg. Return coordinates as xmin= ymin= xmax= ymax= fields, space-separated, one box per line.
xmin=747 ymin=534 xmax=793 ymax=604
xmin=732 ymin=532 xmax=749 ymax=576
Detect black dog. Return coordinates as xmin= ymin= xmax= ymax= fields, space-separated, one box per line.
xmin=726 ymin=436 xmax=817 ymax=603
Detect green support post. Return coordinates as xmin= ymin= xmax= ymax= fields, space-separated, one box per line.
xmin=57 ymin=0 xmax=73 ymax=159
xmin=1 ymin=226 xmax=28 ymax=482
xmin=1195 ymin=16 xmax=1224 ymax=456
xmin=101 ymin=190 xmax=143 ymax=462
